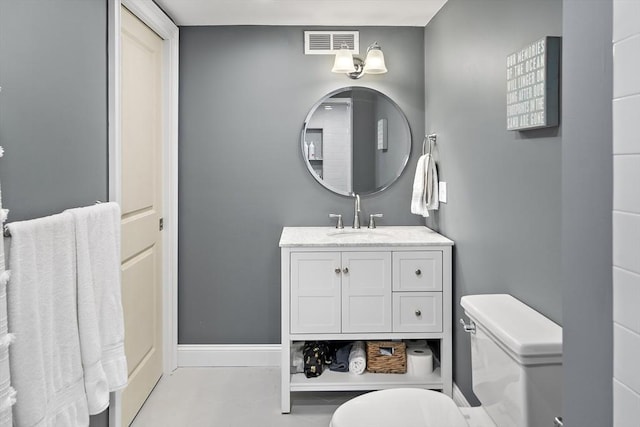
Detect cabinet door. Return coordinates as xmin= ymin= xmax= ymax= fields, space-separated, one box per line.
xmin=341 ymin=252 xmax=392 ymax=333
xmin=393 ymin=251 xmax=443 ymax=292
xmin=290 ymin=252 xmax=342 ymax=333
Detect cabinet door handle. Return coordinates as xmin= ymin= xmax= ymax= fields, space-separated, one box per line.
xmin=343 ymin=267 xmax=349 ymax=274
xmin=415 ymin=309 xmax=422 ymax=317
xmin=334 ymin=268 xmax=341 ymax=274
xmin=415 ymin=269 xmax=422 ymax=276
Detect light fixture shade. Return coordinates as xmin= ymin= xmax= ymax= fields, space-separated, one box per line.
xmin=332 ymin=48 xmax=356 ymax=73
xmin=363 ymin=46 xmax=387 ymax=74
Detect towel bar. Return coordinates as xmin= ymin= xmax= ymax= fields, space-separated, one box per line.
xmin=3 ymin=200 xmax=105 ymax=237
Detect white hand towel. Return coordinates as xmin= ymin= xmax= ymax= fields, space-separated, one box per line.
xmin=425 ymin=153 xmax=439 ymax=212
xmin=348 ymin=341 xmax=366 ymax=375
xmin=411 ymin=154 xmax=439 ymax=217
xmin=411 ymin=154 xmax=427 ymax=216
xmin=67 ymin=202 xmax=128 ymax=415
xmin=7 ymin=213 xmax=89 ymax=427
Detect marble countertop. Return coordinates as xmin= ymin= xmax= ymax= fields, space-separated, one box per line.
xmin=279 ymin=226 xmax=454 ymax=248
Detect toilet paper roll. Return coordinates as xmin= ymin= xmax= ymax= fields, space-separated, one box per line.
xmin=405 ymin=339 xmax=428 ymax=349
xmin=406 ymin=347 xmax=433 ymax=376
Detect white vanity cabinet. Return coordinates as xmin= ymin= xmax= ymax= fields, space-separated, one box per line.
xmin=280 ymin=226 xmax=454 ymax=413
xmin=291 ymin=251 xmax=392 ymax=334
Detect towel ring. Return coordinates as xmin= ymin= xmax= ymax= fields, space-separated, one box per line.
xmin=422 ymin=134 xmax=437 ymax=156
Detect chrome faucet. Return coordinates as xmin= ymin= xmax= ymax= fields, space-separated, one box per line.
xmin=352 ymin=194 xmax=361 ymax=229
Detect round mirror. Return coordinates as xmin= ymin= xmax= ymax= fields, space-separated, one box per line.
xmin=301 ymin=87 xmax=412 ymax=196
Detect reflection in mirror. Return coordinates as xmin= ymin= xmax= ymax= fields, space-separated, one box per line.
xmin=301 ymin=87 xmax=411 ymax=196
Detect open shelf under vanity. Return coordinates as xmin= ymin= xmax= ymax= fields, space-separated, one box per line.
xmin=290 ymin=366 xmax=443 ymax=392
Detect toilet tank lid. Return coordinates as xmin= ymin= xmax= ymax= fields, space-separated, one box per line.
xmin=461 ymin=294 xmax=562 ymax=357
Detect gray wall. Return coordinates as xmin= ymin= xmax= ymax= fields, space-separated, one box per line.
xmin=0 ymin=0 xmax=109 ymax=221
xmin=562 ymin=0 xmax=613 ymax=425
xmin=179 ymin=26 xmax=425 ymax=344
xmin=0 ymin=1 xmax=109 ymax=425
xmin=424 ymin=0 xmax=563 ymax=404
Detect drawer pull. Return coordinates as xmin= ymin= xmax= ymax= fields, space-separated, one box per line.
xmin=415 ymin=309 xmax=422 ymax=317
xmin=343 ymin=267 xmax=349 ymax=274
xmin=415 ymin=269 xmax=422 ymax=276
xmin=334 ymin=268 xmax=341 ymax=274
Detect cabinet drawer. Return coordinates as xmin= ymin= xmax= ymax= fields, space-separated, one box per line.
xmin=393 ymin=292 xmax=442 ymax=333
xmin=393 ymin=251 xmax=442 ymax=292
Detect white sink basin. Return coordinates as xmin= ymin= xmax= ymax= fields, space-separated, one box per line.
xmin=326 ymin=229 xmax=390 ymax=238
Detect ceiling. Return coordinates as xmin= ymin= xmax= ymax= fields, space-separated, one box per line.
xmin=154 ymin=0 xmax=449 ymax=27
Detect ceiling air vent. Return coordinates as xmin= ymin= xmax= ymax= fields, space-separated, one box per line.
xmin=304 ymin=31 xmax=359 ymax=55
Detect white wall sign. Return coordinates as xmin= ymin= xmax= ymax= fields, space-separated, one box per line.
xmin=506 ymin=36 xmax=561 ymax=131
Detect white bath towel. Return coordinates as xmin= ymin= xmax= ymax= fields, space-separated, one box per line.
xmin=348 ymin=341 xmax=366 ymax=375
xmin=0 ymin=174 xmax=15 ymax=427
xmin=410 ymin=154 xmax=439 ymax=217
xmin=7 ymin=213 xmax=89 ymax=427
xmin=67 ymin=202 xmax=127 ymax=415
xmin=0 ymin=269 xmax=16 ymax=427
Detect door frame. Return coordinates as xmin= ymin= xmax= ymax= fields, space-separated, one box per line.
xmin=107 ymin=0 xmax=179 ymax=424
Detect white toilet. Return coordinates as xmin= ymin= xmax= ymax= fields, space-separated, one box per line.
xmin=330 ymin=294 xmax=563 ymax=427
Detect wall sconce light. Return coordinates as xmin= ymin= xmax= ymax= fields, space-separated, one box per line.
xmin=331 ymin=41 xmax=388 ymax=79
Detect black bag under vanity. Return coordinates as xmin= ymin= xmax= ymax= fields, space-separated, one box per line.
xmin=303 ymin=341 xmax=332 ymax=378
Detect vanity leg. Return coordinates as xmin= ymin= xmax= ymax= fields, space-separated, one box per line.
xmin=281 ymin=392 xmax=291 ymax=414
xmin=281 ymin=340 xmax=291 ymax=413
xmin=281 ymin=250 xmax=292 ymax=413
xmin=441 ymin=336 xmax=453 ymax=396
xmin=442 ymin=246 xmax=453 ymax=397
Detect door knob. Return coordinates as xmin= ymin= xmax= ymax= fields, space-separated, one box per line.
xmin=415 ymin=309 xmax=422 ymax=316
xmin=334 ymin=268 xmax=341 ymax=274
xmin=343 ymin=267 xmax=349 ymax=274
xmin=415 ymin=269 xmax=422 ymax=276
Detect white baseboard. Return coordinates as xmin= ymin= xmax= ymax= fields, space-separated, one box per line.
xmin=177 ymin=344 xmax=281 ymax=367
xmin=453 ymin=382 xmax=471 ymax=407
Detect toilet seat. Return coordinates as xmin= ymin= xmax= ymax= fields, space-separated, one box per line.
xmin=330 ymin=388 xmax=469 ymax=427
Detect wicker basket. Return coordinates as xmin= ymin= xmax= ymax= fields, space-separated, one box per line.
xmin=366 ymin=341 xmax=407 ymax=374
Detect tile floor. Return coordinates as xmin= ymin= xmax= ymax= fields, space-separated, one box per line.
xmin=130 ymin=367 xmax=366 ymax=427
xmin=131 ymin=367 xmax=489 ymax=427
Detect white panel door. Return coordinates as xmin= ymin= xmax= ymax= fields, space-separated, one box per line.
xmin=341 ymin=252 xmax=392 ymax=333
xmin=120 ymin=7 xmax=163 ymax=426
xmin=290 ymin=252 xmax=342 ymax=333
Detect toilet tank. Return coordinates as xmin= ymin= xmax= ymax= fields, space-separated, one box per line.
xmin=461 ymin=294 xmax=562 ymax=427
